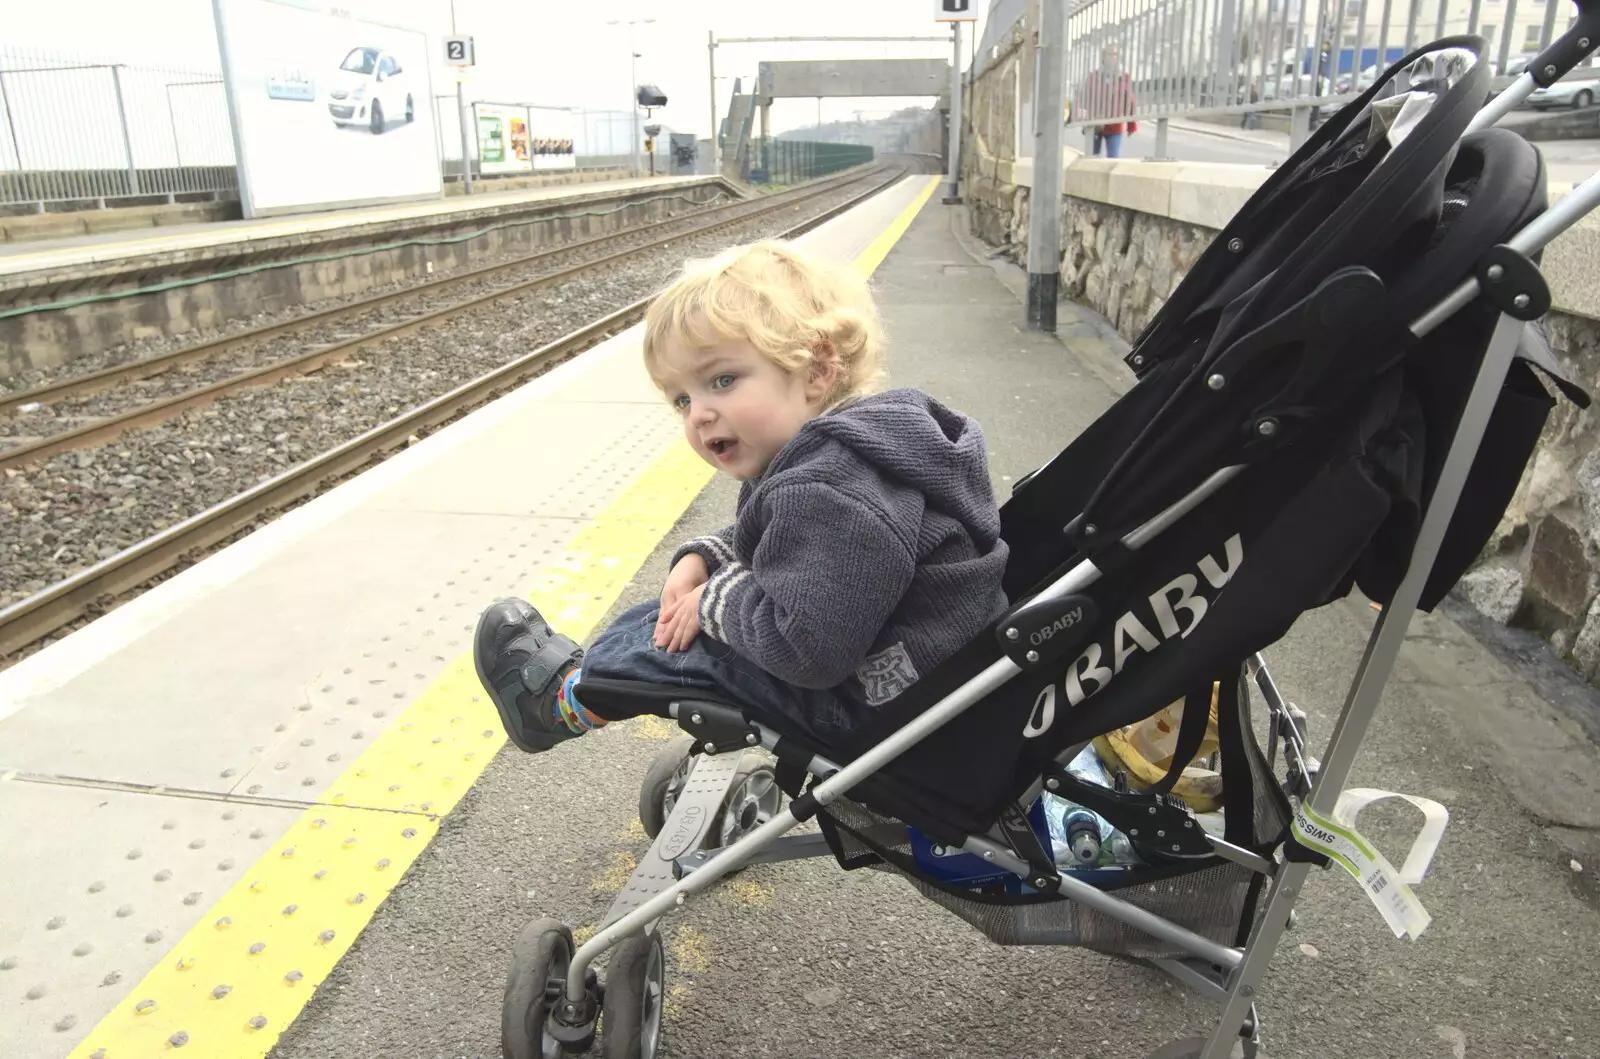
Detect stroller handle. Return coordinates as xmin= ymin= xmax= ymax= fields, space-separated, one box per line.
xmin=1526 ymin=0 xmax=1600 ymax=88
xmin=1468 ymin=6 xmax=1600 ymax=132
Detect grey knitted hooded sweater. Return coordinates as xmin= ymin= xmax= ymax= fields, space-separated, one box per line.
xmin=672 ymin=388 xmax=1009 ymax=713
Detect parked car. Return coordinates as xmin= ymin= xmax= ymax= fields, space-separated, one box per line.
xmin=328 ymin=46 xmax=415 ymax=133
xmin=1334 ymin=65 xmax=1379 ymax=94
xmin=1526 ymin=73 xmax=1600 ymax=109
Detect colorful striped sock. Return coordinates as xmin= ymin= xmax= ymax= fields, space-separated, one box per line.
xmin=553 ymin=668 xmax=606 ymax=733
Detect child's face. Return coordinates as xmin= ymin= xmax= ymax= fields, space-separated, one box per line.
xmin=655 ymin=333 xmax=835 ymax=481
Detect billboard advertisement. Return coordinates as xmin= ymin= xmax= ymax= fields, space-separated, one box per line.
xmin=213 ymin=0 xmax=442 ymax=217
xmin=475 ymin=103 xmax=532 ymax=174
xmin=531 ymin=108 xmax=577 ymax=171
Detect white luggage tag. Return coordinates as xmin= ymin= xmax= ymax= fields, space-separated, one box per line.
xmin=1290 ymin=788 xmax=1449 ymax=940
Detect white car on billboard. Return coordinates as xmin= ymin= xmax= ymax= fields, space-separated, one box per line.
xmin=328 ymin=46 xmax=414 ymax=133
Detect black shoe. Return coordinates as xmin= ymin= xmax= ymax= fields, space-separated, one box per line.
xmin=474 ymin=598 xmax=586 ymax=753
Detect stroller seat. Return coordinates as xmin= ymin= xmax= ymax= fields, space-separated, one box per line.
xmin=502 ymin=22 xmax=1600 ymax=1059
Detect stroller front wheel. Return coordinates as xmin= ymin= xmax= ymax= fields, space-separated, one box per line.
xmin=601 ymin=929 xmax=665 ymax=1059
xmin=716 ymin=757 xmax=782 ymax=848
xmin=638 ymin=735 xmax=698 ymax=839
xmin=502 ymin=918 xmax=574 ymax=1059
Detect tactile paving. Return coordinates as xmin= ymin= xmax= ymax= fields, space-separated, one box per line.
xmin=63 ymin=803 xmax=439 ymax=1059
xmin=0 ymin=781 xmax=299 ymax=1059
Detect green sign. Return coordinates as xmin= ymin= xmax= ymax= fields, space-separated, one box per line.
xmin=478 ymin=115 xmax=505 ymax=163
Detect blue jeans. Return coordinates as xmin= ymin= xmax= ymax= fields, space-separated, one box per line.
xmin=1093 ymin=131 xmax=1124 ymax=158
xmin=581 ymin=602 xmax=856 ymax=745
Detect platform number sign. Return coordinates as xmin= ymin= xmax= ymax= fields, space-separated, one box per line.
xmin=935 ymin=0 xmax=977 ymax=20
xmin=445 ymin=36 xmax=476 ymax=66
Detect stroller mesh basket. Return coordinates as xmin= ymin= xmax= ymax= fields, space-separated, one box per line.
xmin=816 ymin=666 xmax=1293 ymax=957
xmin=826 ymin=796 xmax=1265 ymax=957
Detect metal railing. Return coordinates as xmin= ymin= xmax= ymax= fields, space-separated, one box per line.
xmin=1064 ymin=0 xmax=1592 ymax=145
xmin=0 ymin=43 xmax=237 ymax=210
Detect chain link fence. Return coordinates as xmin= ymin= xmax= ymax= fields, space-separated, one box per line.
xmin=0 ymin=43 xmax=237 ymax=211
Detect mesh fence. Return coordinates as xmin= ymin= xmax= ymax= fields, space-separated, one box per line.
xmin=749 ymin=140 xmax=874 ymax=185
xmin=0 ymin=43 xmax=236 ymax=208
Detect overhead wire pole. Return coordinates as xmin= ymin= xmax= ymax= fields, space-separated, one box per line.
xmin=708 ymin=31 xmax=719 ymax=175
xmin=609 ymin=17 xmax=654 ymax=177
xmin=1027 ymin=0 xmax=1068 ymax=331
xmin=451 ymin=0 xmax=472 ymax=195
xmin=942 ymin=21 xmax=964 ymax=204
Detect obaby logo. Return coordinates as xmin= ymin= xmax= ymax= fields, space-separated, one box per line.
xmin=1022 ymin=534 xmax=1243 ymax=738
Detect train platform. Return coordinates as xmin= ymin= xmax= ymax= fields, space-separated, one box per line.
xmin=0 ymin=176 xmax=732 ymax=283
xmin=4 ymin=172 xmax=1600 ymax=1059
xmin=0 ymin=173 xmax=741 ymax=377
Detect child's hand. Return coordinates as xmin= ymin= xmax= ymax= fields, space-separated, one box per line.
xmin=659 ymin=552 xmax=709 ymax=615
xmin=655 ymin=583 xmax=707 ymax=653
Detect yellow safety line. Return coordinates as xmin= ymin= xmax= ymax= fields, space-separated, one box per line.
xmin=852 ymin=176 xmax=940 ymax=277
xmin=67 ymin=174 xmax=939 ymax=1059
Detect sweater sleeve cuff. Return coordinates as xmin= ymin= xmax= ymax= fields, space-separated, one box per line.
xmin=698 ymin=560 xmax=753 ymax=644
xmin=671 ymin=534 xmax=735 ymax=576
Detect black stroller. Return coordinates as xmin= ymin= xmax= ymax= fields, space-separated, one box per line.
xmin=498 ymin=24 xmax=1600 ymax=1059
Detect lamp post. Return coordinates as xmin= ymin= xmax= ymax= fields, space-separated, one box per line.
xmin=607 ymin=17 xmax=654 ymax=176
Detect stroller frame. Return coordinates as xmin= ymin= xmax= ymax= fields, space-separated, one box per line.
xmin=521 ymin=26 xmax=1600 ymax=1059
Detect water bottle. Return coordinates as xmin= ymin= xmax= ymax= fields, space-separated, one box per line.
xmin=1063 ymin=809 xmax=1103 ymax=865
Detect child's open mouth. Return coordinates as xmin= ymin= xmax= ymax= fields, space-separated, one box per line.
xmin=707 ymin=438 xmax=737 ymax=462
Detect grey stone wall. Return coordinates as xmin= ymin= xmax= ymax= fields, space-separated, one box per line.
xmin=1465 ymin=313 xmax=1600 ymax=682
xmin=962 ymin=20 xmax=1025 ymax=252
xmin=964 ymin=172 xmax=1600 ymax=683
xmin=1059 ymin=197 xmax=1214 ymax=342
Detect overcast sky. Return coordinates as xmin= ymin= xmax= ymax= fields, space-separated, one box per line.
xmin=5 ymin=0 xmax=991 ymax=136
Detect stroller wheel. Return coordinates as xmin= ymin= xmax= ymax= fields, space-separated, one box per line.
xmin=715 ymin=755 xmax=782 ymax=848
xmin=601 ymin=929 xmax=665 ymax=1059
xmin=502 ymin=918 xmax=573 ymax=1059
xmin=638 ymin=735 xmax=698 ymax=839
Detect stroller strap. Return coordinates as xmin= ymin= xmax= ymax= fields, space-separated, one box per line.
xmin=1150 ymin=679 xmax=1221 ymax=796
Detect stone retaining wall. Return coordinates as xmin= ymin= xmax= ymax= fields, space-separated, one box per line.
xmin=961 ymin=139 xmax=1600 ymax=681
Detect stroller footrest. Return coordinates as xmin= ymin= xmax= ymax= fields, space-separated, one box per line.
xmin=1042 ymin=767 xmax=1214 ymax=860
xmin=599 ymin=752 xmax=749 ymax=930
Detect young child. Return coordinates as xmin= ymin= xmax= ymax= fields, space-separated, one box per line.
xmin=474 ymin=240 xmax=1009 ymax=752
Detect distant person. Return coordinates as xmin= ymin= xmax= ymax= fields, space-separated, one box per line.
xmin=1240 ymin=83 xmax=1260 ymax=129
xmin=1079 ymin=44 xmax=1137 ymax=158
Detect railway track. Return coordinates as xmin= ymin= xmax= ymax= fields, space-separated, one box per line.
xmin=0 ymin=164 xmax=890 ymax=471
xmin=0 ymin=162 xmax=920 ymax=659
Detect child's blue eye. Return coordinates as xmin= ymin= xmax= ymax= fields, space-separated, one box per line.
xmin=711 ymin=373 xmax=737 ymax=390
xmin=671 ymin=394 xmax=690 ymax=411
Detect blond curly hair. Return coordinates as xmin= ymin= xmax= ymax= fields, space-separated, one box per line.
xmin=642 ymin=240 xmax=885 ymax=407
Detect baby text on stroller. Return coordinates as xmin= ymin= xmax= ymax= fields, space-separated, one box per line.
xmin=1023 ymin=534 xmax=1243 ymax=738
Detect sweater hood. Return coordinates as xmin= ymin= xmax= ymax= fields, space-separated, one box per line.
xmin=776 ymin=389 xmax=1001 ymax=542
